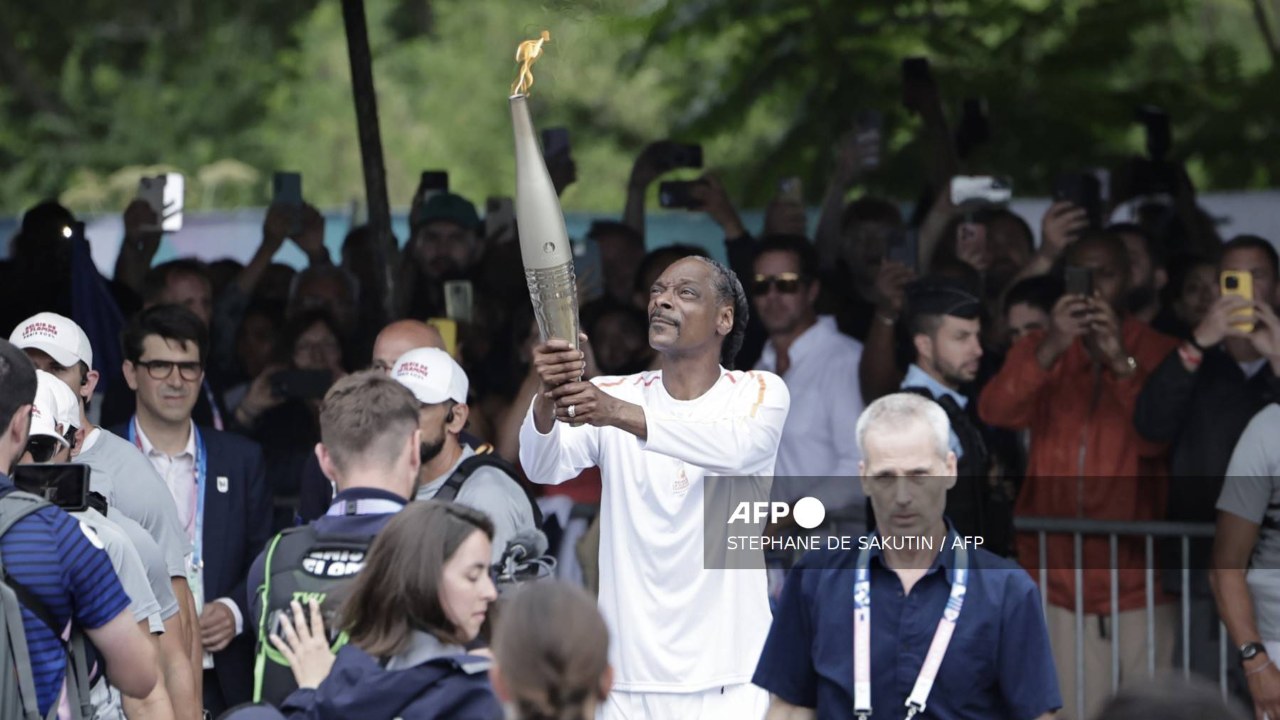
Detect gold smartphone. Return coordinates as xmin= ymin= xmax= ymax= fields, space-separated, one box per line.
xmin=1221 ymin=270 xmax=1254 ymax=332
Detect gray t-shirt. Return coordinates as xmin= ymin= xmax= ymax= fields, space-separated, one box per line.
xmin=75 ymin=428 xmax=192 ymax=578
xmin=73 ymin=508 xmax=164 ymax=634
xmin=416 ymin=446 xmax=538 ymax=564
xmin=1218 ymin=404 xmax=1280 ymax=640
xmin=110 ymin=511 xmax=180 ymax=623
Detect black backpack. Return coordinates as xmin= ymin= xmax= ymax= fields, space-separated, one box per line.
xmin=436 ymin=455 xmax=556 ymax=591
xmin=251 ymin=524 xmax=371 ymax=707
xmin=252 ymin=456 xmax=548 ymax=705
xmin=434 ymin=453 xmax=544 ymax=529
xmin=899 ymin=386 xmax=1014 ymax=554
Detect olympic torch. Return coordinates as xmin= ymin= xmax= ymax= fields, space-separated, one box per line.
xmin=509 ymin=31 xmax=580 ymax=354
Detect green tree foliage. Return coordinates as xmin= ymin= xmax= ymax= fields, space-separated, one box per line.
xmin=0 ymin=0 xmax=321 ymax=213
xmin=0 ymin=0 xmax=1275 ymax=217
xmin=635 ymin=0 xmax=1280 ymax=204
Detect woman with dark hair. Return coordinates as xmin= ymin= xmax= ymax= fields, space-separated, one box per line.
xmin=234 ymin=308 xmax=349 ymax=529
xmin=270 ymin=501 xmax=501 ymax=720
xmin=490 ymin=582 xmax=611 ymax=720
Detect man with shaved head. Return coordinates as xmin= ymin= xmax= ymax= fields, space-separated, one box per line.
xmin=297 ymin=318 xmax=480 ymax=522
xmin=979 ymin=230 xmax=1180 ymax=719
xmin=370 ymin=319 xmax=445 ymax=374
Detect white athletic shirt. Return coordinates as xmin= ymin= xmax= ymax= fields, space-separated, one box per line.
xmin=520 ymin=368 xmax=790 ymax=693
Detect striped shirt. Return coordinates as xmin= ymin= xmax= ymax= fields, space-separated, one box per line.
xmin=0 ymin=475 xmax=130 ymax=715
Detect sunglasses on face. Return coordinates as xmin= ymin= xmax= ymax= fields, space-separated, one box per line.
xmin=752 ymin=273 xmax=805 ymax=296
xmin=24 ymin=435 xmax=62 ymax=464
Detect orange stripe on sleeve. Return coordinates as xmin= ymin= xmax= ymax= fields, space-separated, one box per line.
xmin=749 ymin=371 xmax=766 ymax=419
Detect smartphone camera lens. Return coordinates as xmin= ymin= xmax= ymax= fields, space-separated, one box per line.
xmin=1226 ymin=276 xmax=1239 ymax=290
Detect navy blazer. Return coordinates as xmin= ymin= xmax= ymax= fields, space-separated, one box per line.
xmin=109 ymin=422 xmax=273 ymax=707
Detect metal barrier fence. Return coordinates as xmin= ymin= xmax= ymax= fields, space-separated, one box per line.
xmin=1014 ymin=516 xmax=1227 ymax=716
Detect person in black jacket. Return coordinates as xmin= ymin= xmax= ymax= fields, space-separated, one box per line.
xmin=1134 ymin=234 xmax=1280 ymax=685
xmin=1136 ymin=235 xmax=1280 ymax=477
xmin=270 ymin=501 xmax=501 ymax=720
xmin=895 ymin=276 xmax=1018 ymax=555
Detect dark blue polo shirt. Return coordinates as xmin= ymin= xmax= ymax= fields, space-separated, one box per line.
xmin=753 ymin=526 xmax=1061 ymax=720
xmin=0 ymin=475 xmax=130 ymax=715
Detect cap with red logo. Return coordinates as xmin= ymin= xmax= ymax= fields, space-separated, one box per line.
xmin=8 ymin=312 xmax=93 ymax=369
xmin=391 ymin=347 xmax=468 ymax=405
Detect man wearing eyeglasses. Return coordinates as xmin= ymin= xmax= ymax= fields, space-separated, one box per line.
xmin=751 ymin=235 xmax=867 ymax=540
xmin=112 ymin=303 xmax=273 ymax=716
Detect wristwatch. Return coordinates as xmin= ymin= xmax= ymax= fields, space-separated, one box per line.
xmin=1114 ymin=355 xmax=1138 ymax=377
xmin=1241 ymin=642 xmax=1268 ymax=663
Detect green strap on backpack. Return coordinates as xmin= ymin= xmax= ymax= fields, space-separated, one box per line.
xmin=252 ymin=525 xmax=365 ymax=705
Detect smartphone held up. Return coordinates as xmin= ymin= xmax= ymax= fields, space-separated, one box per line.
xmin=1052 ymin=172 xmax=1105 ymax=232
xmin=950 ymin=176 xmax=1012 ymax=207
xmin=853 ymin=110 xmax=883 ymax=171
xmin=273 ymin=172 xmax=304 ymax=236
xmin=658 ymin=180 xmax=707 ymax=210
xmin=1221 ymin=271 xmax=1255 ymax=332
xmin=1064 ymin=266 xmax=1093 ymax=320
xmin=485 ymin=196 xmax=516 ymax=245
xmin=137 ymin=173 xmax=185 ymax=233
xmin=1064 ymin=266 xmax=1094 ymax=299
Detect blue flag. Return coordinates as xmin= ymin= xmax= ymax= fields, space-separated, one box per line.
xmin=70 ymin=235 xmax=125 ymax=395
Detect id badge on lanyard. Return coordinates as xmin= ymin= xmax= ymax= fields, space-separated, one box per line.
xmin=129 ymin=418 xmax=212 ymax=666
xmin=853 ymin=530 xmax=968 ymax=720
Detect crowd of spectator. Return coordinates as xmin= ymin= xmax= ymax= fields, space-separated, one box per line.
xmin=0 ymin=61 xmax=1277 ymax=720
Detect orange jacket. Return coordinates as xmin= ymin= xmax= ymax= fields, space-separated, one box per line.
xmin=978 ymin=319 xmax=1179 ymax=613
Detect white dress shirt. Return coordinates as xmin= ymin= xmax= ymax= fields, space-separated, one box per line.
xmin=756 ymin=316 xmax=865 ymax=517
xmin=134 ymin=420 xmax=244 ymax=641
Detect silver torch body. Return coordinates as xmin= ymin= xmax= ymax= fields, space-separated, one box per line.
xmin=509 ymin=93 xmax=580 ymax=350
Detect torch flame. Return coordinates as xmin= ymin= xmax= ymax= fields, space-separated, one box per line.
xmin=511 ymin=30 xmax=551 ymax=96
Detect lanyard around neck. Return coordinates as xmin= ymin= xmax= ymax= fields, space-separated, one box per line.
xmin=129 ymin=418 xmax=207 ymax=569
xmin=853 ymin=530 xmax=969 ymax=720
xmin=325 ymin=498 xmax=405 ymax=517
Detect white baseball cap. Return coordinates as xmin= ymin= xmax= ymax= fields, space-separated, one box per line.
xmin=391 ymin=347 xmax=469 ymax=405
xmin=31 ymin=370 xmax=78 ymax=445
xmin=46 ymin=370 xmax=81 ymax=433
xmin=8 ymin=312 xmax=93 ymax=369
